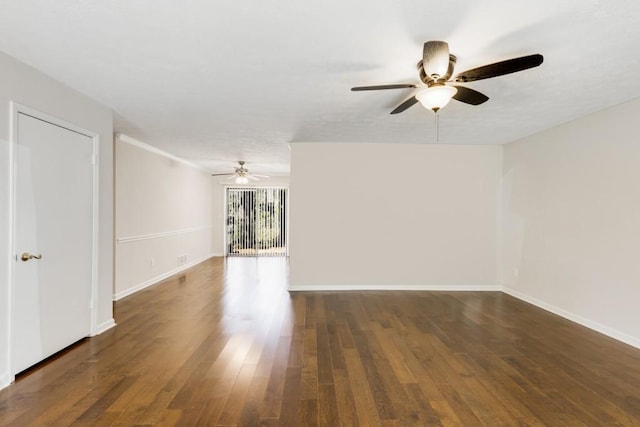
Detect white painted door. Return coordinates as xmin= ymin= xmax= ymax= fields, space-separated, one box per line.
xmin=13 ymin=112 xmax=94 ymax=374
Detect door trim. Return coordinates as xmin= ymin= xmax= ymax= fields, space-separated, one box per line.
xmin=7 ymin=102 xmax=100 ymax=380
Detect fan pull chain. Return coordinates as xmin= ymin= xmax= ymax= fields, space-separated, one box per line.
xmin=435 ymin=111 xmax=440 ymax=143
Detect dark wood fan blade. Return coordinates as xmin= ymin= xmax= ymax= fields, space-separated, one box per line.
xmin=211 ymin=173 xmax=234 ymax=176
xmin=454 ymin=54 xmax=543 ymax=82
xmin=351 ymin=84 xmax=416 ymax=91
xmin=390 ymin=96 xmax=419 ymax=114
xmin=452 ymin=86 xmax=489 ymax=105
xmin=423 ymin=41 xmax=450 ymax=79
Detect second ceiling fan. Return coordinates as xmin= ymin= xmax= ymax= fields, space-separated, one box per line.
xmin=352 ymin=41 xmax=543 ymax=114
xmin=211 ymin=161 xmax=269 ymax=184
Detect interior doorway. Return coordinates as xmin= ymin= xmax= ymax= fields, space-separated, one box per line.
xmin=225 ymin=187 xmax=288 ymax=256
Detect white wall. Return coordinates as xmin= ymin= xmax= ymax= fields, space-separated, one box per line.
xmin=0 ymin=51 xmax=114 ymax=388
xmin=289 ymin=143 xmax=502 ymax=290
xmin=210 ymin=176 xmax=290 ymax=256
xmin=501 ymin=97 xmax=640 ymax=348
xmin=114 ymin=135 xmax=217 ymax=299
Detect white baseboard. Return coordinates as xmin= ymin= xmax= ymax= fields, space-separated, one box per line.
xmin=288 ymin=284 xmax=502 ymax=292
xmin=114 ymin=253 xmax=216 ymax=301
xmin=0 ymin=372 xmax=12 ymax=390
xmin=92 ymin=319 xmax=116 ymax=336
xmin=502 ymin=286 xmax=640 ymax=350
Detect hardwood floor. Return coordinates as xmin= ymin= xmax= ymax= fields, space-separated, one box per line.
xmin=1 ymin=256 xmax=640 ymax=426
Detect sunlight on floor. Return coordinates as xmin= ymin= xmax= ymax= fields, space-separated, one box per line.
xmin=221 ymin=257 xmax=291 ymax=337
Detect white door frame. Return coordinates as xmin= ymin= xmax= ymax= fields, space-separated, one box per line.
xmin=7 ymin=102 xmax=100 ymax=380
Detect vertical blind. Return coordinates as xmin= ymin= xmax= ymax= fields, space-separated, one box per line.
xmin=226 ymin=187 xmax=287 ymax=256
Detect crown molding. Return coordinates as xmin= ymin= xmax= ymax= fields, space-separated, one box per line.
xmin=116 ymin=133 xmax=210 ymax=173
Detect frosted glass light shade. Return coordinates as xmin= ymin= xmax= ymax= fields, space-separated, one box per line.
xmin=415 ymin=85 xmax=458 ymax=112
xmin=235 ymin=176 xmax=249 ymax=184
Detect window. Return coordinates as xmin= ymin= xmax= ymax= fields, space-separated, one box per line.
xmin=225 ymin=187 xmax=288 ymax=256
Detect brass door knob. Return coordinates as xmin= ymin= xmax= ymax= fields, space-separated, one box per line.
xmin=21 ymin=252 xmax=42 ymax=262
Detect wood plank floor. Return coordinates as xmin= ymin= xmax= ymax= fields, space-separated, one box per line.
xmin=1 ymin=256 xmax=640 ymax=426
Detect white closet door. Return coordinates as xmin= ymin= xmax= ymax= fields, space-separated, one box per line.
xmin=13 ymin=112 xmax=94 ymax=374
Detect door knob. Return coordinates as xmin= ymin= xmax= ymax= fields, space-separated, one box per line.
xmin=21 ymin=252 xmax=42 ymax=262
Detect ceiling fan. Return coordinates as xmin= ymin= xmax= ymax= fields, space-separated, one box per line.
xmin=352 ymin=41 xmax=543 ymax=114
xmin=211 ymin=161 xmax=269 ymax=184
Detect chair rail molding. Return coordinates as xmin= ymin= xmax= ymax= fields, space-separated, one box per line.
xmin=116 ymin=226 xmax=213 ymax=244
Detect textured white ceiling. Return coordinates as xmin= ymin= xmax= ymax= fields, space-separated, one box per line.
xmin=1 ymin=1 xmax=640 ymax=175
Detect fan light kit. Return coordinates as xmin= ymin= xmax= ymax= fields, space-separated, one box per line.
xmin=415 ymin=85 xmax=458 ymax=112
xmin=211 ymin=161 xmax=269 ymax=184
xmin=352 ymin=40 xmax=543 ymax=114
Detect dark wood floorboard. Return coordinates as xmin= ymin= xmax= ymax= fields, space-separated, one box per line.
xmin=1 ymin=256 xmax=640 ymax=426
